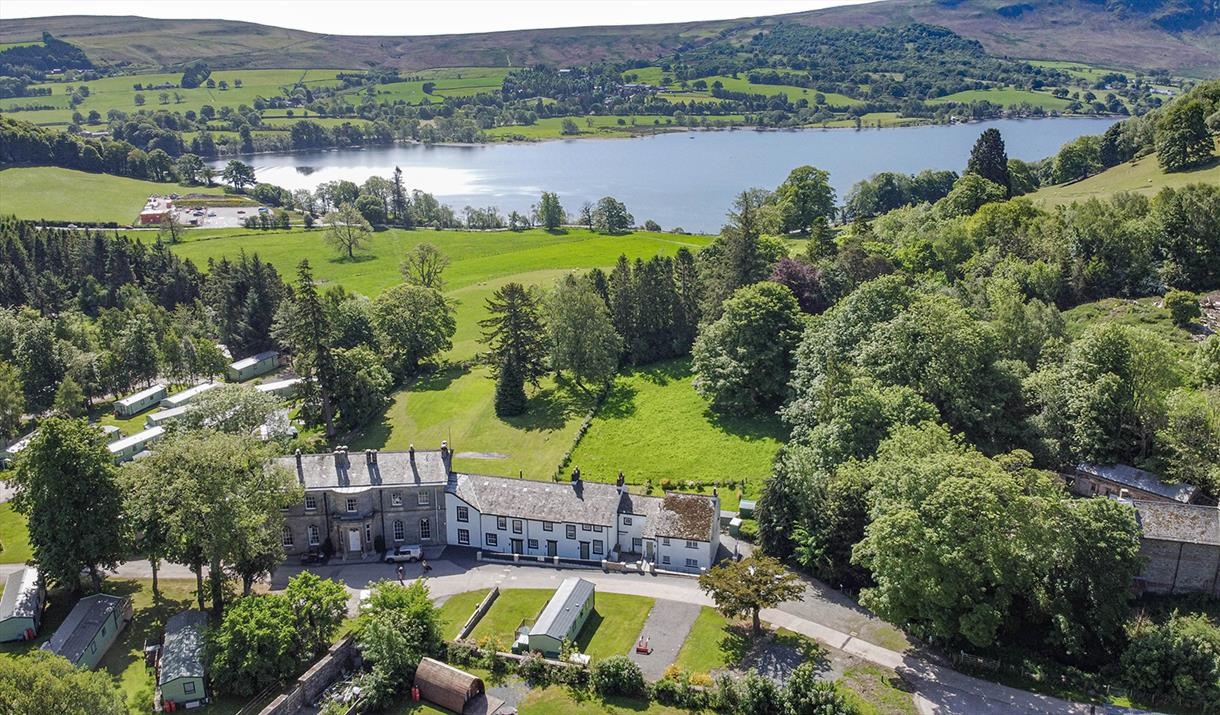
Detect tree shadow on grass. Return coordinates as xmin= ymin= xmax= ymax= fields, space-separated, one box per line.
xmin=628 ymin=358 xmax=691 ymax=387
xmin=501 ymin=385 xmax=587 ymax=432
xmin=412 ymin=363 xmax=472 ymax=393
xmin=326 ymin=253 xmax=378 ymax=265
xmin=572 ymin=609 xmax=604 ymax=654
xmin=596 ymin=379 xmax=638 ymax=420
xmin=719 ymin=623 xmax=755 ymax=666
xmin=703 ymin=407 xmax=789 ymax=443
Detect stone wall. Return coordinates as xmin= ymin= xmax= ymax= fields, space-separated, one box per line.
xmin=1137 ymin=538 xmax=1220 ymax=597
xmin=258 ymin=636 xmax=358 ymax=715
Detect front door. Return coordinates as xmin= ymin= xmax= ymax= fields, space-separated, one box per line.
xmin=546 ymin=540 xmax=557 ymax=557
xmin=579 ymin=541 xmax=590 ymax=560
xmin=645 ymin=540 xmax=655 ymax=560
xmin=511 ymin=538 xmax=523 ymax=554
xmin=632 ymin=537 xmax=642 ymax=553
xmin=347 ymin=528 xmax=361 ymax=552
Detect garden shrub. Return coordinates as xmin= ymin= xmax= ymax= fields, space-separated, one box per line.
xmin=591 ymin=655 xmax=645 ymax=698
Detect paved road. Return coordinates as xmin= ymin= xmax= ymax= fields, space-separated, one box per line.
xmin=0 ymin=552 xmax=1161 ymax=715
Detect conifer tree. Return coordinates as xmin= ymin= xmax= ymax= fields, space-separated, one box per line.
xmin=966 ymin=128 xmax=1011 ymax=195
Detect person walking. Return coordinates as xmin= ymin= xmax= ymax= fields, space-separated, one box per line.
xmin=396 ymin=564 xmax=405 ymax=584
xmin=421 ymin=558 xmax=432 ymax=574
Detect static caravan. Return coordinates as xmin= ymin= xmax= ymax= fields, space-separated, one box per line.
xmin=108 ymin=426 xmax=165 ymax=463
xmin=0 ymin=566 xmax=45 ymax=642
xmin=255 ymin=378 xmax=303 ymax=399
xmin=158 ymin=610 xmax=209 ymax=709
xmin=146 ymin=406 xmax=191 ymax=428
xmin=42 ymin=594 xmax=132 ymax=669
xmin=114 ymin=384 xmax=168 ymax=418
xmin=160 ymin=382 xmax=218 ymax=409
xmin=522 ymin=577 xmax=595 ymax=657
xmin=2 ymin=430 xmax=36 ymax=468
xmin=227 ymin=351 xmax=279 ymax=382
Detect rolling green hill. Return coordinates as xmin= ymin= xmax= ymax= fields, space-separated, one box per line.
xmin=1 ymin=1 xmax=1216 ymax=75
xmin=1030 ymin=138 xmax=1220 ymax=207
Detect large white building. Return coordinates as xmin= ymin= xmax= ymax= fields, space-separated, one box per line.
xmin=446 ymin=471 xmax=720 ymax=573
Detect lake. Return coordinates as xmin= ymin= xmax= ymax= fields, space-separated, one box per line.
xmin=222 ymin=118 xmax=1119 ymax=233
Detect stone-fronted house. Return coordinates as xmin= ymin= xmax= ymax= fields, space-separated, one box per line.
xmin=277 ymin=446 xmax=450 ymax=560
xmin=1070 ymin=463 xmax=1198 ymax=503
xmin=1132 ymin=500 xmax=1220 ymax=597
xmin=446 ymin=471 xmax=721 ymax=573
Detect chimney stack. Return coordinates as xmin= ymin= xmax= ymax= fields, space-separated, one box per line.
xmin=616 ymin=471 xmax=625 ymax=492
xmin=440 ymin=440 xmax=448 ymax=456
xmin=294 ymin=448 xmax=304 ymax=483
xmin=571 ymin=466 xmax=581 ymax=484
xmin=409 ymin=444 xmax=416 ymax=461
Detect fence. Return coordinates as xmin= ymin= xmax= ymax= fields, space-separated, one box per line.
xmin=456 ymin=586 xmax=499 ymax=641
xmin=257 ymin=636 xmax=358 ymax=715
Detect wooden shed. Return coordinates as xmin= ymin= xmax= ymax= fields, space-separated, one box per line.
xmin=413 ymin=657 xmax=485 ymax=714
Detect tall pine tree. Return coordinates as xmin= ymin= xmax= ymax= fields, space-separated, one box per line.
xmin=480 ymin=283 xmax=547 ymax=416
xmin=966 ymin=128 xmax=1011 ymax=196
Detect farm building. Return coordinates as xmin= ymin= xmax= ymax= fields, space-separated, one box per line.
xmin=42 ymin=594 xmax=133 ymax=669
xmin=227 ymin=351 xmax=279 ymax=382
xmin=108 ymin=426 xmax=165 ymax=463
xmin=1070 ymin=463 xmax=1198 ymax=503
xmin=255 ymin=377 xmax=303 ymax=398
xmin=1132 ymin=500 xmax=1220 ymax=597
xmin=158 ymin=610 xmax=209 ymax=710
xmin=146 ymin=405 xmax=191 ymax=428
xmin=0 ymin=566 xmax=45 ymax=642
xmin=413 ymin=657 xmax=500 ymax=714
xmin=160 ymin=382 xmax=218 ymax=409
xmin=523 ymin=577 xmax=595 ymax=656
xmin=114 ymin=384 xmax=168 ymax=417
xmin=138 ymin=209 xmax=171 ymax=225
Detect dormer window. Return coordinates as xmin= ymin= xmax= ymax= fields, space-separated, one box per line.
xmin=391 ymin=493 xmax=402 ymax=506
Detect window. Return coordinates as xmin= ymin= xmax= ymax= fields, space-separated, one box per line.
xmin=391 ymin=492 xmax=402 ymax=506
xmin=456 ymin=506 xmax=469 ymax=522
xmin=420 ymin=519 xmax=431 ymax=540
xmin=566 ymin=525 xmax=577 ymax=540
xmin=582 ymin=524 xmax=592 ymax=531
xmin=685 ymin=540 xmax=698 ymax=549
xmin=662 ymin=537 xmax=670 ymax=546
xmin=497 ymin=516 xmax=507 ymax=531
xmin=686 ymin=558 xmax=699 ymax=569
xmin=528 ymin=539 xmax=539 ymax=550
xmin=417 ymin=491 xmax=430 ymax=506
xmin=512 ymin=519 xmax=523 ymax=534
xmin=542 ymin=521 xmax=554 ymax=532
xmin=458 ymin=528 xmax=470 ymax=545
xmin=593 ymin=540 xmax=603 ymax=555
xmin=346 ymin=498 xmax=357 ymax=513
xmin=305 ymin=495 xmax=317 ymax=511
xmin=365 ymin=524 xmax=372 ymax=543
xmin=661 ymin=555 xmax=670 ymax=565
xmin=282 ymin=526 xmax=293 ymax=547
xmin=308 ymin=525 xmax=320 ymax=546
xmin=486 ymin=533 xmax=498 ymax=547
xmin=184 ymin=682 xmax=196 ymax=695
xmin=593 ymin=525 xmax=603 ymax=533
xmin=393 ymin=520 xmax=405 ymax=542
xmin=623 ymin=517 xmax=633 ymax=526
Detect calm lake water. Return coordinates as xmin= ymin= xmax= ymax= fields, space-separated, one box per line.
xmin=223 ymin=118 xmax=1118 ymax=233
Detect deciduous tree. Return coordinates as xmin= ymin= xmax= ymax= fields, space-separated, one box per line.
xmin=537 ymin=191 xmax=565 ymax=230
xmin=0 ymin=650 xmax=126 ymax=715
xmin=698 ymin=555 xmax=804 ymax=636
xmin=546 ymin=274 xmax=622 ymax=391
xmin=775 ymin=165 xmax=836 ymax=234
xmin=0 ymin=361 xmax=24 ymax=439
xmin=323 ymin=203 xmax=373 ymax=260
xmin=372 ymin=283 xmax=455 ymax=379
xmin=399 ymin=242 xmax=450 ymax=291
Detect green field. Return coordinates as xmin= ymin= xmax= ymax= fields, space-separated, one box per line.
xmin=573 ymin=593 xmax=654 ymax=661
xmin=1030 ymin=139 xmax=1220 ymax=206
xmin=342 ymin=67 xmax=510 ymax=105
xmin=438 ymin=588 xmax=492 ymax=640
xmin=4 ymin=69 xmax=346 ymax=126
xmin=0 ymin=502 xmax=32 ymax=564
xmin=0 ymin=167 xmax=225 ymax=223
xmin=672 ymin=607 xmax=749 ymax=675
xmin=927 ymin=88 xmax=1073 ymax=110
xmin=466 ymin=589 xmax=553 ymax=647
xmin=568 ymin=361 xmax=785 ymax=511
xmin=626 ymin=67 xmax=861 ymax=107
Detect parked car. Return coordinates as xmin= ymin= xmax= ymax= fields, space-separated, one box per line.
xmin=384 ymin=544 xmax=423 ymax=563
xmin=300 ymin=546 xmax=327 ymax=565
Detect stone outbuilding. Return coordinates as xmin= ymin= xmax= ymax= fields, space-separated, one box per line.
xmin=1132 ymin=500 xmax=1220 ymax=597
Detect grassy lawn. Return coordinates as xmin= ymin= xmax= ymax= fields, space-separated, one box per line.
xmin=1030 ymin=138 xmax=1220 ymax=206
xmin=573 ymin=593 xmax=654 ymax=661
xmin=467 ymin=589 xmax=553 ymax=649
xmin=838 ymin=663 xmax=919 ymax=715
xmin=0 ymin=167 xmax=225 ymax=223
xmin=568 ymin=361 xmax=785 ymax=511
xmin=518 ymin=687 xmax=695 ymax=714
xmin=437 ymin=588 xmax=491 ymax=640
xmin=673 ymin=607 xmax=750 ymax=675
xmin=0 ymin=502 xmax=31 ymax=564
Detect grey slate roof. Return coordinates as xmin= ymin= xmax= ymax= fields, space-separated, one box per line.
xmin=230 ymin=350 xmax=278 ymax=371
xmin=532 ymin=577 xmax=594 ymax=641
xmin=278 ymin=450 xmax=450 ymax=490
xmin=1077 ymin=463 xmax=1196 ymax=503
xmin=159 ymin=610 xmax=208 ymax=685
xmin=644 ymin=492 xmax=718 ymax=541
xmin=43 ymin=594 xmax=127 ymax=665
xmin=452 ymin=474 xmax=623 ymax=526
xmin=620 ymin=492 xmax=663 ymax=520
xmin=0 ymin=567 xmax=40 ymax=621
xmin=1134 ymin=501 xmax=1220 ymax=546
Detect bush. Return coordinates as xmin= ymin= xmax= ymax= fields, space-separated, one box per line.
xmin=1164 ymin=290 xmax=1201 ymax=328
xmin=1121 ymin=612 xmax=1220 ymax=708
xmin=591 ymin=655 xmax=645 ymax=698
xmin=516 ymin=652 xmax=551 ymax=685
xmin=738 ymin=520 xmax=759 ymax=542
xmin=445 ymin=641 xmax=477 ymax=666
